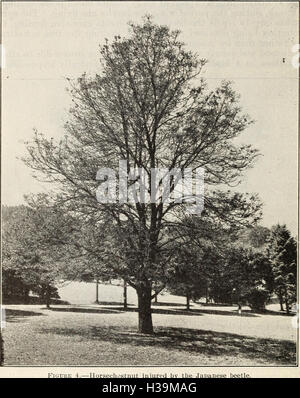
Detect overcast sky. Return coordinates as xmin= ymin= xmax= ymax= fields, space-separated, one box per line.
xmin=2 ymin=2 xmax=299 ymax=235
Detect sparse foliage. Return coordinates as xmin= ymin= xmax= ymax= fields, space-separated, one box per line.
xmin=23 ymin=17 xmax=262 ymax=333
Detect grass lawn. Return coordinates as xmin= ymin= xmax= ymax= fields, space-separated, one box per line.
xmin=2 ymin=302 xmax=297 ymax=366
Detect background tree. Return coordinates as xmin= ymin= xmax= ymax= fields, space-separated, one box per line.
xmin=166 ymin=243 xmax=207 ymax=310
xmin=239 ymin=226 xmax=270 ymax=249
xmin=151 ymin=280 xmax=165 ymax=304
xmin=266 ymin=224 xmax=297 ymax=314
xmin=2 ymin=206 xmax=32 ymax=302
xmin=209 ymin=246 xmax=273 ymax=311
xmin=80 ymin=268 xmax=129 ymax=309
xmin=2 ymin=202 xmax=75 ymax=307
xmin=166 ymin=214 xmax=231 ymax=306
xmin=23 ymin=16 xmax=261 ymax=333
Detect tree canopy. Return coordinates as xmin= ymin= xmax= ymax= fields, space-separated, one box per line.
xmin=266 ymin=224 xmax=297 ymax=313
xmin=23 ymin=16 xmax=262 ymax=333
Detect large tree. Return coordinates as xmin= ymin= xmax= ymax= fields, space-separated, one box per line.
xmin=23 ymin=17 xmax=261 ymax=333
xmin=266 ymin=224 xmax=297 ymax=314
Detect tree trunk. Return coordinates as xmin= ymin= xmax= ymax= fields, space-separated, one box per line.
xmin=186 ymin=292 xmax=190 ymax=311
xmin=278 ymin=291 xmax=284 ymax=311
xmin=285 ymin=300 xmax=290 ymax=314
xmin=23 ymin=287 xmax=30 ymax=304
xmin=95 ymin=279 xmax=99 ymax=304
xmin=284 ymin=289 xmax=290 ymax=315
xmin=137 ymin=286 xmax=153 ymax=334
xmin=46 ymin=285 xmax=51 ymax=309
xmin=123 ymin=280 xmax=127 ymax=310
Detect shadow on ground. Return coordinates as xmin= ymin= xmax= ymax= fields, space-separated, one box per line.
xmin=104 ymin=306 xmax=257 ymax=317
xmin=49 ymin=307 xmax=122 ymax=315
xmin=95 ymin=301 xmax=134 ymax=306
xmin=5 ymin=309 xmax=45 ymax=323
xmin=151 ymin=302 xmax=187 ymax=307
xmin=3 ymin=297 xmax=69 ymax=305
xmin=39 ymin=325 xmax=296 ymax=365
xmin=4 ymin=305 xmax=260 ymax=318
xmin=196 ymin=302 xmax=234 ymax=307
xmin=258 ymin=310 xmax=295 ymax=317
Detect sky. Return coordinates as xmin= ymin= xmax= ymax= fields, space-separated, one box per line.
xmin=2 ymin=1 xmax=299 ymax=235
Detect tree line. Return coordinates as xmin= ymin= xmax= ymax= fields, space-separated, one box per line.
xmin=3 ymin=203 xmax=297 ymax=315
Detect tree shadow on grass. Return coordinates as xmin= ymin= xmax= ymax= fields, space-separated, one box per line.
xmin=5 ymin=309 xmax=45 ymax=323
xmin=196 ymin=302 xmax=234 ymax=307
xmin=39 ymin=325 xmax=296 ymax=365
xmin=104 ymin=306 xmax=257 ymax=317
xmin=151 ymin=302 xmax=187 ymax=307
xmin=258 ymin=310 xmax=295 ymax=317
xmin=198 ymin=304 xmax=295 ymax=317
xmin=195 ymin=309 xmax=257 ymax=317
xmin=49 ymin=307 xmax=123 ymax=315
xmin=96 ymin=301 xmax=134 ymax=306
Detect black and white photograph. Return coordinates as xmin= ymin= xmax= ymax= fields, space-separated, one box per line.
xmin=0 ymin=1 xmax=299 ymax=375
